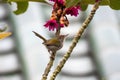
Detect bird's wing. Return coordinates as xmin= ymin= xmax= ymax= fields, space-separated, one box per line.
xmin=44 ymin=38 xmax=60 ymax=47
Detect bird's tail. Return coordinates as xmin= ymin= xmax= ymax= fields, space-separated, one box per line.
xmin=32 ymin=31 xmax=46 ymax=42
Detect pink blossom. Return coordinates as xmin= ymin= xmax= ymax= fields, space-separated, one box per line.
xmin=44 ymin=20 xmax=59 ymax=31
xmin=65 ymin=6 xmax=80 ymax=17
xmin=57 ymin=0 xmax=64 ymax=5
xmin=60 ymin=24 xmax=64 ymax=27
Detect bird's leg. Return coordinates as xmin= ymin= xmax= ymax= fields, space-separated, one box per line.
xmin=50 ymin=51 xmax=56 ymax=60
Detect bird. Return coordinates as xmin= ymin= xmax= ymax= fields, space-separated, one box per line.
xmin=33 ymin=31 xmax=68 ymax=53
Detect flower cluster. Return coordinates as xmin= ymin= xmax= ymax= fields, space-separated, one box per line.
xmin=44 ymin=0 xmax=81 ymax=31
xmin=65 ymin=6 xmax=80 ymax=17
xmin=44 ymin=20 xmax=58 ymax=31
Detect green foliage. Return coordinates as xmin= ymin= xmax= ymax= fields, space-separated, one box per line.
xmin=109 ymin=0 xmax=120 ymax=10
xmin=66 ymin=0 xmax=110 ymax=11
xmin=7 ymin=0 xmax=47 ymax=15
xmin=78 ymin=0 xmax=88 ymax=11
xmin=66 ymin=0 xmax=120 ymax=11
xmin=13 ymin=2 xmax=28 ymax=15
xmin=8 ymin=0 xmax=46 ymax=2
xmin=66 ymin=0 xmax=81 ymax=8
xmin=7 ymin=0 xmax=120 ymax=15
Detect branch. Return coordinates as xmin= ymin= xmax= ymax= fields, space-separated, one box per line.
xmin=50 ymin=1 xmax=101 ymax=80
xmin=41 ymin=52 xmax=56 ymax=80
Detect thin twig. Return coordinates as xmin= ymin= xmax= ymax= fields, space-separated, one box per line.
xmin=55 ymin=27 xmax=61 ymax=37
xmin=50 ymin=1 xmax=101 ymax=80
xmin=41 ymin=52 xmax=56 ymax=80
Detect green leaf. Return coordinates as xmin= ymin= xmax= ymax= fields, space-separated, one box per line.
xmin=78 ymin=1 xmax=88 ymax=11
xmin=8 ymin=0 xmax=47 ymax=15
xmin=8 ymin=0 xmax=47 ymax=3
xmin=0 ymin=0 xmax=8 ymax=3
xmin=30 ymin=0 xmax=46 ymax=3
xmin=82 ymin=0 xmax=120 ymax=10
xmin=66 ymin=0 xmax=110 ymax=10
xmin=66 ymin=0 xmax=110 ymax=8
xmin=80 ymin=0 xmax=110 ymax=5
xmin=13 ymin=1 xmax=29 ymax=15
xmin=66 ymin=0 xmax=81 ymax=8
xmin=109 ymin=0 xmax=120 ymax=10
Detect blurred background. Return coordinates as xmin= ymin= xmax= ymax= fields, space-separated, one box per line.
xmin=0 ymin=1 xmax=120 ymax=80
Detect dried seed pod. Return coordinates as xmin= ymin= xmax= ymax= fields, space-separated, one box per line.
xmin=57 ymin=9 xmax=62 ymax=16
xmin=50 ymin=13 xmax=57 ymax=20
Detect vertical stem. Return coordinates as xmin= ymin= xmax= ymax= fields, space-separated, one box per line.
xmin=41 ymin=52 xmax=56 ymax=80
xmin=50 ymin=1 xmax=101 ymax=80
xmin=55 ymin=26 xmax=61 ymax=37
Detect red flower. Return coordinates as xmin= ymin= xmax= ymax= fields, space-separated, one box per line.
xmin=60 ymin=24 xmax=64 ymax=27
xmin=57 ymin=0 xmax=64 ymax=5
xmin=44 ymin=20 xmax=59 ymax=31
xmin=65 ymin=6 xmax=80 ymax=17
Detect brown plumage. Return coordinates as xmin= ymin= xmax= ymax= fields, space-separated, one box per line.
xmin=33 ymin=31 xmax=67 ymax=53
